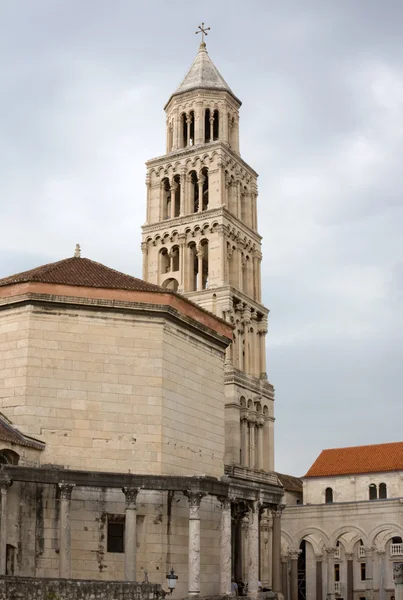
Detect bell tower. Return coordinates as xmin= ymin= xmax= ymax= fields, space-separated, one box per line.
xmin=142 ymin=36 xmax=276 ymax=480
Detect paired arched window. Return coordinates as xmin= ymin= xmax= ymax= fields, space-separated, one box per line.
xmin=369 ymin=482 xmax=387 ymax=500
xmin=325 ymin=487 xmax=333 ymax=504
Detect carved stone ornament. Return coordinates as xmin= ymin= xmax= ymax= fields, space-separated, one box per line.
xmin=184 ymin=490 xmax=207 ymax=508
xmin=58 ymin=483 xmax=75 ymax=501
xmin=270 ymin=504 xmax=285 ymax=518
xmin=122 ymin=487 xmax=140 ymax=507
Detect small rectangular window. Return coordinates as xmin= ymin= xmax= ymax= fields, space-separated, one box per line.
xmin=334 ymin=563 xmax=340 ymax=582
xmin=360 ymin=563 xmax=366 ymax=581
xmin=107 ymin=515 xmax=125 ymax=553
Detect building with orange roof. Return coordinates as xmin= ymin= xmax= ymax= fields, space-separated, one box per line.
xmin=281 ymin=442 xmax=403 ymax=600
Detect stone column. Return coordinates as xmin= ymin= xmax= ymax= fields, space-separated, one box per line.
xmin=145 ymin=175 xmax=151 ymax=224
xmin=365 ymin=547 xmax=374 ymax=600
xmin=197 ymin=246 xmax=204 ymax=291
xmin=315 ymin=554 xmax=323 ymax=600
xmin=218 ymin=226 xmax=226 ymax=285
xmin=219 ymin=497 xmax=232 ymax=595
xmin=256 ymin=418 xmax=265 ymax=470
xmin=185 ymin=490 xmax=206 ymax=596
xmin=377 ymin=550 xmax=386 ymax=600
xmin=234 ymin=518 xmax=243 ymax=582
xmin=393 ymin=563 xmax=403 ymax=600
xmin=141 ymin=242 xmax=148 ymax=281
xmin=209 ymin=116 xmax=214 ymax=142
xmin=186 ymin=113 xmax=191 ymax=147
xmin=122 ymin=487 xmax=139 ymax=581
xmin=290 ymin=551 xmax=299 ymax=600
xmin=180 ymin=171 xmax=186 ymax=216
xmin=282 ymin=556 xmax=289 ymax=600
xmin=271 ymin=506 xmax=284 ymax=593
xmin=346 ymin=552 xmax=353 ymax=600
xmin=59 ymin=483 xmax=75 ymax=579
xmin=248 ymin=501 xmax=260 ymax=595
xmin=170 ymin=181 xmax=177 ymax=219
xmin=241 ymin=413 xmax=249 ymax=467
xmin=260 ymin=516 xmax=271 ymax=588
xmin=249 ymin=416 xmax=256 ymax=469
xmin=198 ymin=175 xmax=205 ymax=213
xmin=325 ymin=547 xmax=335 ymax=600
xmin=0 ymin=478 xmax=11 ymax=575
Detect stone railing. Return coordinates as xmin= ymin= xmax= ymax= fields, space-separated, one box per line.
xmin=0 ymin=576 xmax=162 ymax=600
xmin=391 ymin=543 xmax=403 ymax=557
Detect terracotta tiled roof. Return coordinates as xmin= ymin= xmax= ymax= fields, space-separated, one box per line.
xmin=0 ymin=256 xmax=163 ymax=292
xmin=276 ymin=472 xmax=303 ymax=493
xmin=305 ymin=442 xmax=403 ymax=478
xmin=0 ymin=415 xmax=44 ymax=450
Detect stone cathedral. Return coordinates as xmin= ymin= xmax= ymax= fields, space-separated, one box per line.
xmin=0 ymin=35 xmax=284 ymax=600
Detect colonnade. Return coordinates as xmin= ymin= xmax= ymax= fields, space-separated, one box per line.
xmin=166 ymin=105 xmax=239 ymax=154
xmin=282 ymin=545 xmax=381 ymax=600
xmin=227 ymin=308 xmax=267 ymax=378
xmin=0 ymin=478 xmax=283 ymax=596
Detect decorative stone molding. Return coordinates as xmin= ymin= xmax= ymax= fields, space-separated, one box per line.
xmin=58 ymin=483 xmax=75 ymax=501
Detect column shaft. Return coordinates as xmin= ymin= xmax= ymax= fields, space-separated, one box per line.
xmin=282 ymin=558 xmax=289 ymax=600
xmin=326 ymin=548 xmax=334 ymax=600
xmin=272 ymin=508 xmax=283 ymax=593
xmin=0 ymin=481 xmax=10 ymax=575
xmin=347 ymin=558 xmax=353 ymax=600
xmin=241 ymin=418 xmax=249 ymax=467
xmin=248 ymin=502 xmax=260 ymax=594
xmin=316 ymin=559 xmax=323 ymax=600
xmin=249 ymin=422 xmax=256 ymax=468
xmin=186 ymin=491 xmax=205 ymax=596
xmin=59 ymin=483 xmax=74 ymax=579
xmin=123 ymin=488 xmax=139 ymax=582
xmin=220 ymin=498 xmax=232 ymax=595
xmin=290 ymin=556 xmax=298 ymax=600
xmin=257 ymin=424 xmax=264 ymax=470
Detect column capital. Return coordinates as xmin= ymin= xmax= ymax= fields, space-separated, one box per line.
xmin=289 ymin=550 xmax=301 ymax=561
xmin=58 ymin=483 xmax=75 ymax=501
xmin=184 ymin=489 xmax=207 ymax=509
xmin=364 ymin=546 xmax=375 ymax=557
xmin=325 ymin=546 xmax=336 ymax=555
xmin=0 ymin=476 xmax=11 ymax=494
xmin=281 ymin=554 xmax=289 ymax=563
xmin=217 ymin=495 xmax=234 ymax=510
xmin=270 ymin=504 xmax=285 ymax=518
xmin=345 ymin=551 xmax=354 ymax=560
xmin=315 ymin=553 xmax=324 ymax=562
xmin=376 ymin=549 xmax=386 ymax=556
xmin=122 ymin=487 xmax=140 ymax=508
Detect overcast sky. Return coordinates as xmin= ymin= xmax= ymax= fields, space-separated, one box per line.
xmin=1 ymin=1 xmax=402 ymax=476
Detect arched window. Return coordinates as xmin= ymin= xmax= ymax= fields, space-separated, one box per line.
xmin=325 ymin=487 xmax=333 ymax=504
xmin=0 ymin=449 xmax=19 ymax=465
xmin=379 ymin=482 xmax=387 ymax=499
xmin=160 ymin=248 xmax=169 ymax=274
xmin=204 ymin=108 xmax=211 ymax=143
xmin=201 ymin=167 xmax=209 ymax=211
xmin=369 ymin=483 xmax=377 ymax=500
xmin=161 ymin=178 xmax=171 ymax=220
xmin=171 ymin=246 xmax=179 ymax=272
xmin=213 ymin=109 xmax=219 ymax=140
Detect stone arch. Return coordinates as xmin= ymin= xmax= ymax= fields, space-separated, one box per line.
xmin=330 ymin=525 xmax=368 ymax=548
xmin=296 ymin=527 xmax=329 ymax=553
xmin=0 ymin=449 xmax=19 ymax=465
xmin=240 ymin=396 xmax=246 ymax=407
xmin=281 ymin=530 xmax=294 ymax=552
xmin=161 ymin=278 xmax=179 ymax=292
xmin=369 ymin=523 xmax=403 ymax=550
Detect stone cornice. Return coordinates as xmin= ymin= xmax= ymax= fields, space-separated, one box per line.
xmin=224 ymin=367 xmax=275 ymax=399
xmin=146 ymin=140 xmax=258 ymax=179
xmin=0 ymin=286 xmax=233 ymax=348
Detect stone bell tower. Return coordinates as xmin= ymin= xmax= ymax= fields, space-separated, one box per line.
xmin=141 ymin=37 xmax=276 ymax=480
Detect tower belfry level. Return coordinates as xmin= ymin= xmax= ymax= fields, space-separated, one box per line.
xmin=142 ymin=39 xmax=275 ymax=476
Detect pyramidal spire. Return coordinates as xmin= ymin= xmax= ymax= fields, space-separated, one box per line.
xmin=166 ymin=39 xmax=241 ymax=106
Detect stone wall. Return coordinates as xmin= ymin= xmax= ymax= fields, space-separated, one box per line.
xmin=0 ymin=576 xmax=162 ymax=600
xmin=303 ymin=471 xmax=403 ymax=504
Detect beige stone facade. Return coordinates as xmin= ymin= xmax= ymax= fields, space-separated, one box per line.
xmin=281 ymin=445 xmax=403 ymax=600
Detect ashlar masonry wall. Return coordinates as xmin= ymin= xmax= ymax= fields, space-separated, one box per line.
xmin=0 ymin=303 xmax=226 ymax=477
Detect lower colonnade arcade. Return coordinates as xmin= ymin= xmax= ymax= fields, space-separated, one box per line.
xmin=280 ymin=525 xmax=403 ymax=600
xmin=0 ymin=465 xmax=283 ymax=596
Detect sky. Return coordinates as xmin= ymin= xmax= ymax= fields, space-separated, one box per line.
xmin=0 ymin=1 xmax=402 ymax=476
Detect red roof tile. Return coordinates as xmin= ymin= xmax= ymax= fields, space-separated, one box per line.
xmin=305 ymin=441 xmax=403 ymax=478
xmin=0 ymin=256 xmax=163 ymax=292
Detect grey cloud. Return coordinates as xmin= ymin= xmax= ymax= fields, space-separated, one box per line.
xmin=0 ymin=0 xmax=402 ymax=475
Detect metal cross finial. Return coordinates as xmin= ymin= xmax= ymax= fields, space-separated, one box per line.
xmin=195 ymin=22 xmax=210 ymax=44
